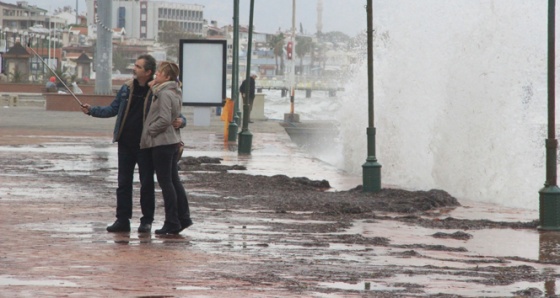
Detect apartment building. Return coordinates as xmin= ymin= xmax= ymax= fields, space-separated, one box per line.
xmin=0 ymin=1 xmax=65 ymax=31
xmin=85 ymin=0 xmax=204 ymax=40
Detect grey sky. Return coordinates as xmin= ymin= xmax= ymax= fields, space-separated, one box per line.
xmin=4 ymin=0 xmax=366 ymax=36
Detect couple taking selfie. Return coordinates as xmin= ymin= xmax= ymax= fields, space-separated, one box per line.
xmin=81 ymin=54 xmax=192 ymax=235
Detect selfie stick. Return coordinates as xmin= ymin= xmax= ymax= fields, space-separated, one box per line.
xmin=26 ymin=43 xmax=84 ymax=107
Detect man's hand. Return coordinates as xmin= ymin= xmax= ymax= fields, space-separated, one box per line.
xmin=172 ymin=117 xmax=183 ymax=129
xmin=80 ymin=103 xmax=91 ymax=115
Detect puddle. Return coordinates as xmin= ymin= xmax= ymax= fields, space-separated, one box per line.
xmin=377 ymin=274 xmax=548 ymax=297
xmin=0 ymin=275 xmax=78 ymax=287
xmin=318 ymin=281 xmax=405 ymax=292
xmin=446 ymin=199 xmax=538 ymax=222
xmin=176 ymin=285 xmax=212 ymax=291
xmin=348 ymin=219 xmax=541 ymax=260
xmin=319 ymin=275 xmax=556 ymax=297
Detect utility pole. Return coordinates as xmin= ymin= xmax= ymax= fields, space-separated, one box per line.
xmin=76 ymin=0 xmax=79 ymax=25
xmin=94 ymin=0 xmax=113 ymax=95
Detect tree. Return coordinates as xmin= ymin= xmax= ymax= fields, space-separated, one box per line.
xmin=295 ymin=36 xmax=312 ymax=74
xmin=268 ymin=33 xmax=285 ymax=75
xmin=159 ymin=21 xmax=201 ymax=59
xmin=112 ymin=50 xmax=129 ymax=74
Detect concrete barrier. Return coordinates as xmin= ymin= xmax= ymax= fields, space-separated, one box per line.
xmin=45 ymin=93 xmax=115 ymax=112
xmin=252 ymin=93 xmax=266 ymax=120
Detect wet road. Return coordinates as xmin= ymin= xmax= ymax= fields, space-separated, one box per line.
xmin=0 ymin=106 xmax=558 ymax=297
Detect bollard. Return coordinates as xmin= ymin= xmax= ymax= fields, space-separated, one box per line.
xmin=10 ymin=95 xmax=18 ymax=107
xmin=251 ymin=93 xmax=266 ymax=120
xmin=306 ymin=89 xmax=312 ymax=98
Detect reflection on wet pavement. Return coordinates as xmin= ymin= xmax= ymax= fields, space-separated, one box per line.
xmin=0 ymin=276 xmax=78 ymax=287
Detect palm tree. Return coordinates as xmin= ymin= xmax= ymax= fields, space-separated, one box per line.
xmin=295 ymin=36 xmax=312 ymax=74
xmin=268 ymin=33 xmax=285 ymax=75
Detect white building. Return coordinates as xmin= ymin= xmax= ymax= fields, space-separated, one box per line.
xmin=84 ymin=0 xmax=204 ymax=41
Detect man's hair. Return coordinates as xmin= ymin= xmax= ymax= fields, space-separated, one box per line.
xmin=137 ymin=54 xmax=156 ymax=74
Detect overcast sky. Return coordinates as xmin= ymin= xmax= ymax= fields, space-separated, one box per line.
xmin=4 ymin=0 xmax=367 ymax=36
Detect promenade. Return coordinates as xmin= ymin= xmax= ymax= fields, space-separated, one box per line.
xmin=0 ymin=106 xmax=555 ymax=297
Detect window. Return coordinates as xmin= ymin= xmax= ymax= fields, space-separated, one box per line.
xmin=118 ymin=7 xmax=126 ymax=29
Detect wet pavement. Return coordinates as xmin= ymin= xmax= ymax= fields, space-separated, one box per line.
xmin=0 ymin=106 xmax=559 ymax=297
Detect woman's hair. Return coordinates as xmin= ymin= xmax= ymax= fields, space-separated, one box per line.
xmin=158 ymin=61 xmax=181 ymax=84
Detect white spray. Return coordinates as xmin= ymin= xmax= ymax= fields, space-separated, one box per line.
xmin=335 ymin=0 xmax=551 ymax=209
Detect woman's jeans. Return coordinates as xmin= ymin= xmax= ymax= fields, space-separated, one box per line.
xmin=152 ymin=143 xmax=190 ymax=227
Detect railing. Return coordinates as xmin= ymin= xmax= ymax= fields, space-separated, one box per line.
xmin=228 ymin=75 xmax=346 ymax=91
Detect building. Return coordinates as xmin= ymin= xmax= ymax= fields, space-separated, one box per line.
xmin=53 ymin=6 xmax=87 ymax=27
xmin=0 ymin=1 xmax=65 ymax=31
xmin=85 ymin=0 xmax=204 ymax=41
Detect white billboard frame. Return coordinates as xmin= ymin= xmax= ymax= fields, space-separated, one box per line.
xmin=179 ymin=39 xmax=226 ymax=106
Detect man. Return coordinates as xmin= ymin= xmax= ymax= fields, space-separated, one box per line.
xmin=239 ymin=71 xmax=257 ymax=123
xmin=45 ymin=76 xmax=57 ymax=92
xmin=81 ymin=54 xmax=186 ymax=233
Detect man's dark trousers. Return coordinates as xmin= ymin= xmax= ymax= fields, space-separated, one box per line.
xmin=116 ymin=141 xmax=155 ymax=225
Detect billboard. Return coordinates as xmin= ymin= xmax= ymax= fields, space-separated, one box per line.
xmin=179 ymin=39 xmax=226 ymax=106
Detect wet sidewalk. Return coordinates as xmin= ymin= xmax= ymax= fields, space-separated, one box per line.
xmin=0 ymin=106 xmax=556 ymax=297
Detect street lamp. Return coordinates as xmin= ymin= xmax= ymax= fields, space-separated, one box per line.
xmin=238 ymin=0 xmax=255 ymax=154
xmin=539 ymin=0 xmax=560 ymax=230
xmin=362 ymin=0 xmax=382 ymax=192
xmin=228 ymin=0 xmax=240 ymax=142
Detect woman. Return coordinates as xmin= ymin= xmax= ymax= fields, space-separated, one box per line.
xmin=140 ymin=61 xmax=192 ymax=235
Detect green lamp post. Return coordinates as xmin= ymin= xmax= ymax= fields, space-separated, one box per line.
xmin=228 ymin=0 xmax=240 ymax=142
xmin=238 ymin=0 xmax=255 ymax=154
xmin=362 ymin=0 xmax=382 ymax=192
xmin=539 ymin=0 xmax=560 ymax=230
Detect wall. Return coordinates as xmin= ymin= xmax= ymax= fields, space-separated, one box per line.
xmin=45 ymin=93 xmax=114 ymax=112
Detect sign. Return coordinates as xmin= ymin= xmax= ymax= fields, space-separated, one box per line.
xmin=179 ymin=39 xmax=226 ymax=106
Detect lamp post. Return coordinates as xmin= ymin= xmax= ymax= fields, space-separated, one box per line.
xmin=289 ymin=0 xmax=296 ymax=117
xmin=539 ymin=0 xmax=560 ymax=230
xmin=228 ymin=0 xmax=240 ymax=142
xmin=238 ymin=0 xmax=255 ymax=154
xmin=283 ymin=0 xmax=300 ymax=123
xmin=362 ymin=0 xmax=382 ymax=192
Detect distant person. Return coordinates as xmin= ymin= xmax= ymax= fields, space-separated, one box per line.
xmin=140 ymin=61 xmax=192 ymax=235
xmin=71 ymin=81 xmax=83 ymax=94
xmin=56 ymin=78 xmax=65 ymax=90
xmin=80 ymin=54 xmax=186 ymax=234
xmin=45 ymin=76 xmax=57 ymax=92
xmin=239 ymin=71 xmax=257 ymax=123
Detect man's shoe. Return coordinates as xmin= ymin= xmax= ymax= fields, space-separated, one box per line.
xmin=155 ymin=223 xmax=181 ymax=235
xmin=178 ymin=219 xmax=193 ymax=233
xmin=106 ymin=220 xmax=130 ymax=233
xmin=138 ymin=223 xmax=152 ymax=233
